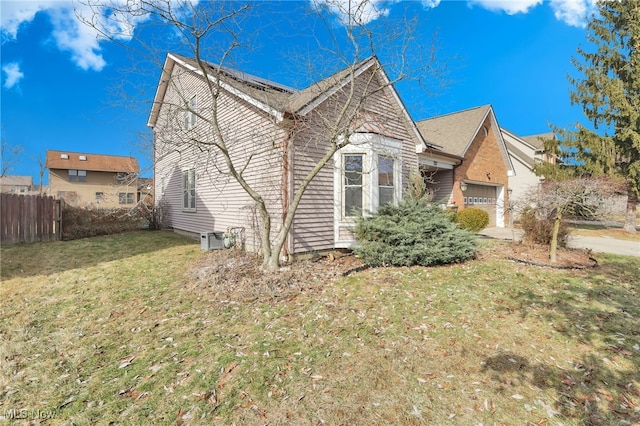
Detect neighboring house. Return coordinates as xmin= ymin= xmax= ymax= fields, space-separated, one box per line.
xmin=502 ymin=130 xmax=557 ymax=203
xmin=137 ymin=177 xmax=154 ymax=205
xmin=0 ymin=175 xmax=33 ymax=194
xmin=415 ymin=105 xmax=515 ymax=227
xmin=46 ymin=150 xmax=140 ymax=208
xmin=149 ymin=53 xmax=426 ymax=255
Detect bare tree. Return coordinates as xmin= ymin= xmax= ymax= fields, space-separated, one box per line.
xmin=77 ymin=0 xmax=444 ymax=270
xmin=30 ymin=153 xmax=47 ymax=195
xmin=1 ymin=137 xmax=24 ymax=178
xmin=524 ymin=177 xmax=623 ymax=263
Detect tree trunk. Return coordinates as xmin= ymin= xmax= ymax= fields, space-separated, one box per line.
xmin=623 ymin=187 xmax=638 ymax=233
xmin=549 ymin=211 xmax=562 ymax=263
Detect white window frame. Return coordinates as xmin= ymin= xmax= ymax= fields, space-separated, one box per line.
xmin=343 ymin=153 xmax=365 ymax=218
xmin=182 ymin=168 xmax=196 ymax=212
xmin=184 ymin=95 xmax=197 ymax=130
xmin=334 ymin=133 xmax=402 ymax=248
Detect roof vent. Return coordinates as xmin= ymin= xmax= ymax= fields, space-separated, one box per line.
xmin=79 ymin=155 xmax=87 ymax=161
xmin=61 ymin=154 xmax=69 ymax=159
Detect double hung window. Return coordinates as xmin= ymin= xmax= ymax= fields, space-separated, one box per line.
xmin=182 ymin=168 xmax=196 ymax=211
xmin=184 ymin=96 xmax=197 ymax=130
xmin=119 ymin=192 xmax=134 ymax=204
xmin=68 ymin=169 xmax=87 ymax=182
xmin=344 ymin=155 xmax=363 ymax=217
xmin=378 ymin=156 xmax=395 ymax=206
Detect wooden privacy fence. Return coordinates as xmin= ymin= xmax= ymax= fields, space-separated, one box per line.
xmin=0 ymin=194 xmax=61 ymax=244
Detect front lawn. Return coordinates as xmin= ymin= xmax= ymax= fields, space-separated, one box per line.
xmin=1 ymin=231 xmax=638 ymax=425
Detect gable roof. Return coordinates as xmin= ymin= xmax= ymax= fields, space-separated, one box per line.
xmin=521 ymin=132 xmax=555 ymax=150
xmin=415 ymin=105 xmax=515 ymax=174
xmin=148 ymin=53 xmax=431 ymax=151
xmin=286 ymin=57 xmax=377 ymax=114
xmin=46 ymin=150 xmax=140 ymax=173
xmin=501 ymin=128 xmax=536 ymax=169
xmin=415 ymin=105 xmax=492 ymax=157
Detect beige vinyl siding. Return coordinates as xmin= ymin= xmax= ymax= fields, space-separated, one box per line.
xmin=154 ymin=63 xmax=286 ymax=250
xmin=290 ymin=69 xmax=419 ymax=254
xmin=427 ymin=169 xmax=454 ymax=205
xmin=290 ymin=124 xmax=336 ymax=253
xmin=49 ymin=169 xmax=137 ymax=208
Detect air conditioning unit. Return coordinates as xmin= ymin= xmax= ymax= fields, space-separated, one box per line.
xmin=200 ymin=232 xmax=224 ymax=251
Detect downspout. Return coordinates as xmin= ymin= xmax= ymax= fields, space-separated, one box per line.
xmin=281 ymin=126 xmax=294 ymax=262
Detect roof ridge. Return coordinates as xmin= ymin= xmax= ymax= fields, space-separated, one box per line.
xmin=46 ymin=149 xmax=136 ymax=159
xmin=416 ymin=104 xmax=492 ymax=123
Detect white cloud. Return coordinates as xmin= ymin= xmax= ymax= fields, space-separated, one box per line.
xmin=420 ymin=0 xmax=442 ymax=9
xmin=550 ymin=0 xmax=596 ymax=28
xmin=0 ymin=0 xmax=162 ymax=72
xmin=468 ymin=0 xmax=543 ymax=15
xmin=1 ymin=1 xmax=53 ymax=40
xmin=313 ymin=0 xmax=397 ymax=25
xmin=2 ymin=62 xmax=25 ymax=89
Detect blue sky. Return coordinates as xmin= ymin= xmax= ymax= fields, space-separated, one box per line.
xmin=1 ymin=0 xmax=597 ymax=184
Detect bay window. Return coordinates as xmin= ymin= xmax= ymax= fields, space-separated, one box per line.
xmin=334 ymin=133 xmax=403 ymax=247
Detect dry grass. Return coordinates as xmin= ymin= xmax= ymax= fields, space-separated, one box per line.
xmin=569 ymin=226 xmax=640 ymax=242
xmin=1 ymin=232 xmax=639 ymax=425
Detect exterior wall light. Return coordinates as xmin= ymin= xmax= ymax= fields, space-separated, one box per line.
xmin=460 ymin=182 xmax=468 ymax=192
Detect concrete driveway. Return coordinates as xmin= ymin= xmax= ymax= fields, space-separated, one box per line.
xmin=479 ymin=227 xmax=640 ymax=257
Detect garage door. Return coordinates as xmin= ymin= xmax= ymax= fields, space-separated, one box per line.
xmin=464 ymin=184 xmax=497 ymax=227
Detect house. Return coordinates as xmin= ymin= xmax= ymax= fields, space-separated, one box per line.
xmin=137 ymin=177 xmax=154 ymax=206
xmin=415 ymin=105 xmax=515 ymax=227
xmin=0 ymin=175 xmax=33 ymax=194
xmin=502 ymin=130 xmax=558 ymax=203
xmin=46 ymin=150 xmax=140 ymax=208
xmin=149 ymin=53 xmax=427 ymax=255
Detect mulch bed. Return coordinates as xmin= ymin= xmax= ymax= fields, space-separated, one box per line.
xmin=186 ymin=242 xmax=597 ymax=303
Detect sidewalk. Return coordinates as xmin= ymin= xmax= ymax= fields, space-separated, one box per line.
xmin=479 ymin=227 xmax=640 ymax=257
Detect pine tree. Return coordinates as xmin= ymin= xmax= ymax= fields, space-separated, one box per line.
xmin=552 ymin=1 xmax=640 ymax=232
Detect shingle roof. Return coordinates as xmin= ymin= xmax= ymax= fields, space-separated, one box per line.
xmin=170 ymin=53 xmax=295 ymax=110
xmin=504 ymin=140 xmax=535 ymax=168
xmin=415 ymin=105 xmax=492 ymax=157
xmin=165 ymin=53 xmax=378 ymax=116
xmin=0 ymin=175 xmax=33 ymax=186
xmin=285 ymin=57 xmax=377 ymax=114
xmin=46 ymin=150 xmax=140 ymax=173
xmin=521 ymin=132 xmax=555 ymax=150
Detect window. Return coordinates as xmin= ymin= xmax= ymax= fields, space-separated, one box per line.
xmin=184 ymin=95 xmax=197 ymax=130
xmin=116 ymin=172 xmax=128 ymax=184
xmin=182 ymin=168 xmax=196 ymax=211
xmin=119 ymin=193 xmax=134 ymax=204
xmin=378 ymin=156 xmax=395 ymax=206
xmin=68 ymin=169 xmax=86 ymax=182
xmin=334 ymin=133 xmax=403 ymax=247
xmin=343 ymin=155 xmax=363 ymax=217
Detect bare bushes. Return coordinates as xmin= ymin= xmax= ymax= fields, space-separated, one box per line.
xmin=61 ymin=204 xmax=146 ymax=240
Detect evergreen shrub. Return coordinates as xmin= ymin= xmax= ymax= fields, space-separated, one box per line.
xmin=354 ymin=199 xmax=477 ymax=267
xmin=455 ymin=207 xmax=489 ymax=232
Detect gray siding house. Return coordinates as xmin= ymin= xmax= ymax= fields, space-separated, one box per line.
xmin=149 ymin=53 xmax=432 ymax=257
